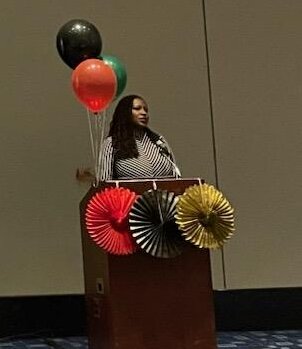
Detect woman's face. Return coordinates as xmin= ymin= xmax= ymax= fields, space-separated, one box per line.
xmin=131 ymin=98 xmax=149 ymax=127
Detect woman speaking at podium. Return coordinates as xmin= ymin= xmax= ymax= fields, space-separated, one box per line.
xmin=100 ymin=95 xmax=181 ymax=181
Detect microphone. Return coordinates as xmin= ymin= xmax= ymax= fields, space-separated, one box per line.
xmin=156 ymin=137 xmax=170 ymax=156
xmin=156 ymin=136 xmax=181 ymax=178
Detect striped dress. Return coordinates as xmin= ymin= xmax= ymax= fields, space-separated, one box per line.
xmin=100 ymin=131 xmax=179 ymax=180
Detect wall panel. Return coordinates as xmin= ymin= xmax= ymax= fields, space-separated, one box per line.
xmin=206 ymin=0 xmax=302 ymax=288
xmin=0 ymin=0 xmax=219 ymax=295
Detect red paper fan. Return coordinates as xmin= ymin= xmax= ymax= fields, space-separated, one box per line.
xmin=85 ymin=187 xmax=138 ymax=255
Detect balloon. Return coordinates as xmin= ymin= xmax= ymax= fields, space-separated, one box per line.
xmin=56 ymin=19 xmax=102 ymax=69
xmin=72 ymin=59 xmax=117 ymax=113
xmin=100 ymin=54 xmax=127 ymax=98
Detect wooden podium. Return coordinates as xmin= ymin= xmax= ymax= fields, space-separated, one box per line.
xmin=80 ymin=178 xmax=217 ymax=349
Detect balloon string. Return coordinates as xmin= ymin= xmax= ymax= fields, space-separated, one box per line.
xmin=94 ymin=113 xmax=100 ymax=184
xmin=198 ymin=177 xmax=207 ymax=212
xmin=96 ymin=109 xmax=107 ymax=183
xmin=157 ymin=194 xmax=164 ymax=224
xmin=153 ymin=181 xmax=164 ymax=224
xmin=198 ymin=177 xmax=203 ymax=188
xmin=86 ymin=108 xmax=95 ymax=161
xmin=100 ymin=109 xmax=107 ymax=170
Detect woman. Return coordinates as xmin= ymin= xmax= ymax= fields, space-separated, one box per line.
xmin=100 ymin=95 xmax=181 ymax=181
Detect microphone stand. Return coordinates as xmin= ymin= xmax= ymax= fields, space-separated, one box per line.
xmin=161 ymin=153 xmax=182 ymax=178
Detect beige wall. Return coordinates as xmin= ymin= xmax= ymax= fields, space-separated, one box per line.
xmin=0 ymin=0 xmax=217 ymax=296
xmin=206 ymin=0 xmax=302 ymax=288
xmin=0 ymin=0 xmax=301 ymax=296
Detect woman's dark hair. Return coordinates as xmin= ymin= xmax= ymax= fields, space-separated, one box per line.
xmin=108 ymin=94 xmax=159 ymax=159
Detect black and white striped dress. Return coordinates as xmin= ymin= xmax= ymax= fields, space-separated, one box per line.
xmin=100 ymin=131 xmax=179 ymax=180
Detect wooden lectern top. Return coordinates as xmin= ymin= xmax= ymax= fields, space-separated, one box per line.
xmin=81 ymin=177 xmax=205 ymax=206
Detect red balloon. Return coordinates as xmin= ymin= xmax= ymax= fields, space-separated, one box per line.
xmin=72 ymin=59 xmax=117 ymax=112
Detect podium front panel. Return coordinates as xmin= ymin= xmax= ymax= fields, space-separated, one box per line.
xmin=80 ymin=179 xmax=217 ymax=349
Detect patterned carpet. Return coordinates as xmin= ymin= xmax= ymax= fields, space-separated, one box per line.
xmin=0 ymin=331 xmax=302 ymax=349
xmin=218 ymin=331 xmax=302 ymax=348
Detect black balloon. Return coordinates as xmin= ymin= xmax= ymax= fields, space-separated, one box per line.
xmin=56 ymin=19 xmax=102 ymax=69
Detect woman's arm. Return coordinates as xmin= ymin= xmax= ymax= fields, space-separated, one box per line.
xmin=99 ymin=137 xmax=114 ymax=181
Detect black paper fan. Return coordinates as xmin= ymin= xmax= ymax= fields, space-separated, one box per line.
xmin=129 ymin=189 xmax=183 ymax=258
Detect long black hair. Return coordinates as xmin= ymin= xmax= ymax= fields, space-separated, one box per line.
xmin=108 ymin=95 xmax=160 ymax=159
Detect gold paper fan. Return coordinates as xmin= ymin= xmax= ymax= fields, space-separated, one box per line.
xmin=175 ymin=183 xmax=235 ymax=249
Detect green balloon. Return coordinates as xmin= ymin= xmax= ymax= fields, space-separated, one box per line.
xmin=100 ymin=54 xmax=127 ymax=98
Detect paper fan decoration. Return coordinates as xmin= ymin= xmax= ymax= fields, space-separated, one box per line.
xmin=129 ymin=189 xmax=183 ymax=258
xmin=85 ymin=187 xmax=138 ymax=255
xmin=175 ymin=183 xmax=235 ymax=249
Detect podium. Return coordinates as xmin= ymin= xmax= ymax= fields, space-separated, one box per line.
xmin=80 ymin=178 xmax=217 ymax=349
